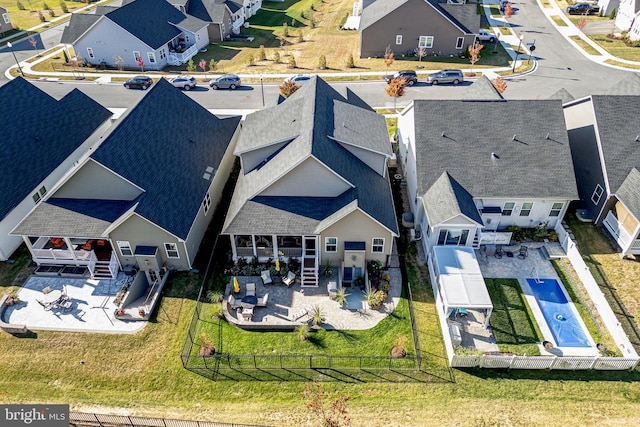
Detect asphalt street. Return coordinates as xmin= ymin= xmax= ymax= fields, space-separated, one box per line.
xmin=0 ymin=0 xmax=637 ymax=110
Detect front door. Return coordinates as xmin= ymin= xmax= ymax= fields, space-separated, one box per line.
xmin=481 ymin=213 xmax=501 ymax=231
xmin=304 ymin=236 xmax=316 ymax=257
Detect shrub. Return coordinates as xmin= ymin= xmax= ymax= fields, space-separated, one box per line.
xmin=43 ymin=1 xmax=50 ymax=10
xmin=309 ymin=16 xmax=316 ymax=28
xmin=378 ymin=279 xmax=390 ymax=293
xmin=17 ymin=1 xmax=25 ymax=10
xmin=206 ymin=291 xmax=223 ymax=303
xmin=273 ymin=50 xmax=281 ymax=63
xmin=186 ymin=58 xmax=196 ymax=72
xmin=258 ymin=45 xmax=266 ymax=61
xmin=38 ymin=11 xmax=45 ymax=22
xmin=309 ymin=305 xmax=325 ymax=327
xmin=318 ymin=54 xmax=327 ymax=69
xmin=609 ymin=8 xmax=616 ymax=19
xmin=283 ymin=22 xmax=289 ymax=37
xmin=246 ymin=53 xmax=255 ymax=66
xmin=209 ymin=59 xmax=216 ymax=71
xmin=288 ymin=55 xmax=297 ymax=68
xmin=345 ymin=53 xmax=355 ymax=68
xmin=296 ymin=323 xmax=310 ymax=341
xmin=48 ymin=9 xmax=54 ymax=17
xmin=365 ymin=289 xmax=386 ymax=310
xmin=297 ymin=30 xmax=304 ymax=43
xmin=59 ymin=0 xmax=67 ymax=13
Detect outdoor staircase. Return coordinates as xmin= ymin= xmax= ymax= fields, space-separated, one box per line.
xmin=92 ymin=261 xmax=115 ymax=279
xmin=301 ymin=256 xmax=318 ymax=287
xmin=472 ymin=233 xmax=480 ymax=249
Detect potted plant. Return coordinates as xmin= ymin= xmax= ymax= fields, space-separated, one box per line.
xmin=199 ymin=332 xmax=216 ymax=357
xmin=322 ymin=260 xmax=333 ymax=278
xmin=334 ymin=288 xmax=349 ymax=309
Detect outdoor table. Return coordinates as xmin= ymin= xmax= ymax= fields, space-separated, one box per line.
xmin=241 ymin=295 xmax=257 ymax=308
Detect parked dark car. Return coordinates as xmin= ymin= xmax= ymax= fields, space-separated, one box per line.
xmin=209 ymin=74 xmax=241 ymax=90
xmin=123 ymin=76 xmax=152 ymax=90
xmin=384 ymin=70 xmax=418 ymax=86
xmin=426 ymin=69 xmax=464 ymax=85
xmin=566 ymin=3 xmax=599 ymax=14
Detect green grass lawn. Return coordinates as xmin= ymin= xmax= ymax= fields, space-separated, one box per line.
xmin=570 ymin=35 xmax=601 ymax=55
xmin=485 ymin=278 xmax=543 ymax=355
xmin=589 ymin=35 xmax=640 ymax=61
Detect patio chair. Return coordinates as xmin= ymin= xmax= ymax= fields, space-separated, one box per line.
xmin=289 ymin=308 xmax=308 ymax=322
xmin=256 ymin=293 xmax=269 ymax=307
xmin=41 ymin=286 xmax=52 ymax=295
xmin=261 ymin=270 xmax=273 ymax=285
xmin=518 ymin=246 xmax=528 ymax=259
xmin=228 ymin=294 xmax=242 ymax=310
xmin=494 ymin=245 xmax=504 ymax=259
xmin=240 ymin=307 xmax=254 ymax=321
xmin=283 ymin=271 xmax=296 ymax=287
xmin=246 ymin=282 xmax=256 ymax=297
xmin=457 ymin=307 xmax=468 ymax=317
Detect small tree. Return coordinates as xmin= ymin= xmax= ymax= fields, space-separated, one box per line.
xmin=297 ymin=30 xmax=304 ymax=43
xmin=318 ymin=54 xmax=327 ymax=69
xmin=273 ymin=50 xmax=281 ymax=63
xmin=17 ymin=1 xmax=25 ymax=10
xmin=258 ymin=45 xmax=266 ymax=61
xmin=385 ymin=77 xmax=406 ymax=112
xmin=186 ymin=58 xmax=196 ymax=72
xmin=209 ymin=59 xmax=217 ymax=71
xmin=279 ymin=80 xmax=300 ymax=98
xmin=246 ymin=53 xmax=255 ymax=66
xmin=283 ymin=22 xmax=289 ymax=37
xmin=136 ymin=56 xmax=145 ymax=72
xmin=59 ymin=0 xmax=67 ymax=13
xmin=415 ymin=46 xmax=427 ymax=65
xmin=468 ymin=41 xmax=484 ymax=66
xmin=48 ymin=9 xmax=54 ymax=17
xmin=38 ymin=11 xmax=45 ymax=22
xmin=199 ymin=59 xmax=207 ymax=72
xmin=383 ymin=45 xmax=394 ymax=76
xmin=302 ymin=383 xmax=351 ymax=427
xmin=491 ymin=77 xmax=508 ymax=93
xmin=114 ymin=55 xmax=124 ymax=71
xmin=504 ymin=2 xmax=513 ymax=18
xmin=288 ymin=54 xmax=297 ymax=68
xmin=42 ymin=1 xmax=50 ymax=9
xmin=345 ymin=53 xmax=355 ymax=68
xmin=577 ymin=15 xmax=587 ymax=30
xmin=310 ymin=15 xmax=316 ymax=28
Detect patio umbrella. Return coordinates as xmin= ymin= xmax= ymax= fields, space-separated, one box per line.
xmin=275 ymin=258 xmax=280 ymax=272
xmin=233 ymin=277 xmax=240 ymax=294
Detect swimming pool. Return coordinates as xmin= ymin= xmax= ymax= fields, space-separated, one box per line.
xmin=526 ymin=278 xmax=592 ymax=347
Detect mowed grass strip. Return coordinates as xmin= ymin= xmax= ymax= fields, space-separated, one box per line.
xmin=485 ymin=278 xmax=542 ymax=355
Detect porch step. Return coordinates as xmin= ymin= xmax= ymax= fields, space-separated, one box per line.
xmin=93 ymin=264 xmax=114 ymax=279
xmin=301 ymin=273 xmax=318 ymax=287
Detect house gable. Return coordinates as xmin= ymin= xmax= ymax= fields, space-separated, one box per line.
xmin=53 ymin=159 xmax=144 ymax=201
xmin=259 ymin=157 xmax=351 ymax=197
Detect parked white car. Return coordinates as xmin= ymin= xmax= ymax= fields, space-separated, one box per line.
xmin=476 ymin=29 xmax=497 ymax=43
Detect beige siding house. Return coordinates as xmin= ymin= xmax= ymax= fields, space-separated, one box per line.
xmin=13 ymin=79 xmax=241 ymax=281
xmin=223 ymin=77 xmax=399 ymax=287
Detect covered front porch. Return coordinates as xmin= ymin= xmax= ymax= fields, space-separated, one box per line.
xmin=166 ymin=34 xmax=198 ymax=66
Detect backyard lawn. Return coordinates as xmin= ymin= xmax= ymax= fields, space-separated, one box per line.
xmin=0 ymin=0 xmax=90 ymax=30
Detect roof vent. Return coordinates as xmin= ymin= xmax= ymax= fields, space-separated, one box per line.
xmin=512 ymin=134 xmax=517 ymax=141
xmin=636 ymin=135 xmax=640 ymax=142
xmin=545 ymin=133 xmax=550 ymax=140
xmin=491 ymin=152 xmax=499 ymax=160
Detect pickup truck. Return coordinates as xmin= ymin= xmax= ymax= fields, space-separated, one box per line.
xmin=476 ymin=29 xmax=497 ymax=43
xmin=566 ymin=3 xmax=600 ymax=14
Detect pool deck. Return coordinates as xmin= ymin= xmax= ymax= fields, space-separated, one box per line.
xmin=478 ymin=243 xmax=599 ymax=357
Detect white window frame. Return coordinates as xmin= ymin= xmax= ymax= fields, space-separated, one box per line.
xmin=395 ymin=35 xmax=403 ymax=45
xmin=549 ymin=202 xmax=564 ymax=217
xmin=159 ymin=48 xmax=166 ymax=60
xmin=372 ymin=238 xmax=385 ymax=253
xmin=164 ymin=242 xmax=180 ymax=259
xmin=325 ymin=237 xmax=337 ymax=253
xmin=3 ymin=13 xmax=10 ymax=24
xmin=117 ymin=241 xmax=133 ymax=257
xmin=203 ymin=192 xmax=212 ymax=215
xmin=147 ymin=52 xmax=156 ymax=63
xmin=502 ymin=202 xmax=515 ymax=216
xmin=418 ymin=36 xmax=434 ymax=48
xmin=133 ymin=51 xmax=141 ymax=62
xmin=591 ymin=184 xmax=604 ymax=205
xmin=87 ymin=47 xmax=94 ymax=59
xmin=456 ymin=37 xmax=464 ymax=49
xmin=520 ymin=202 xmax=533 ymax=217
xmin=32 ymin=186 xmax=47 ymax=204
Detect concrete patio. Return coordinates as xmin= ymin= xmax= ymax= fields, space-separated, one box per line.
xmin=4 ymin=274 xmax=146 ymax=333
xmin=225 ymin=266 xmax=402 ymax=331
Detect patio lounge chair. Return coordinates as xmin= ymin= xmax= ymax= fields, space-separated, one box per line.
xmin=518 ymin=246 xmax=528 ymax=259
xmin=261 ymin=270 xmax=273 ymax=285
xmin=457 ymin=307 xmax=468 ymax=317
xmin=256 ymin=293 xmax=269 ymax=307
xmin=283 ymin=271 xmax=296 ymax=287
xmin=289 ymin=308 xmax=308 ymax=321
xmin=246 ymin=283 xmax=256 ymax=297
xmin=228 ymin=294 xmax=242 ymax=310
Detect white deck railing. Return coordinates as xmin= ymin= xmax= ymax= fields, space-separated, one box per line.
xmin=603 ymin=211 xmax=633 ymax=249
xmin=478 ymin=231 xmax=512 ymax=245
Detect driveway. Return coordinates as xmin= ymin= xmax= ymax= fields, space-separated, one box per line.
xmin=581 ymin=20 xmax=620 ymax=35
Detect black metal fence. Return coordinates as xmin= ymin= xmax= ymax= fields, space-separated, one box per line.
xmin=69 ymin=412 xmax=271 ymax=427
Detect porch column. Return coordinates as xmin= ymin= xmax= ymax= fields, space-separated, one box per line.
xmin=230 ymin=234 xmax=237 ymax=260
xmin=63 ymin=237 xmax=78 ymax=262
xmin=251 ymin=235 xmax=257 ymax=258
xmin=272 ymin=234 xmax=278 ymax=259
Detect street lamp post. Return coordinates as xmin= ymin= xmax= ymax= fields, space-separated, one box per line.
xmin=6 ymin=42 xmax=23 ymax=76
xmin=260 ymin=73 xmax=265 ymax=107
xmin=512 ymin=34 xmax=524 ymax=73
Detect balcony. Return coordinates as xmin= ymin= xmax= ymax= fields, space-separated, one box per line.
xmin=603 ymin=211 xmax=635 ymax=250
xmin=166 ymin=44 xmax=198 ymax=66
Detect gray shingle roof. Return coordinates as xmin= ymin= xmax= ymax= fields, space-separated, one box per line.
xmin=105 ymin=0 xmax=208 ymax=49
xmin=12 ymin=198 xmax=134 ymax=237
xmin=461 ymin=75 xmax=504 ymax=100
xmin=186 ymin=0 xmax=227 ymax=23
xmin=0 ymin=77 xmax=111 ymax=222
xmin=223 ymin=77 xmax=398 ymax=236
xmin=60 ymin=14 xmax=101 ymax=44
xmin=423 ymin=172 xmax=482 ymax=225
xmin=360 ymin=0 xmax=406 ymax=31
xmin=616 ymin=168 xmax=640 ymax=220
xmin=603 ymin=73 xmax=640 ymax=95
xmin=91 ymin=78 xmax=240 ymax=239
xmin=413 ymin=99 xmax=578 ymax=200
xmin=360 ymin=0 xmax=473 ymax=33
xmin=591 ymin=95 xmax=640 ymax=194
xmin=439 ymin=3 xmax=478 ymax=34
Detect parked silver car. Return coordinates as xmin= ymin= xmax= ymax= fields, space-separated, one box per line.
xmin=209 ymin=74 xmax=241 ymax=90
xmin=169 ymin=76 xmax=197 ymax=90
xmin=426 ymin=69 xmax=464 ymax=85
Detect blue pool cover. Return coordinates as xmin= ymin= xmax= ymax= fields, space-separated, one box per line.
xmin=526 ymin=278 xmax=592 ymax=347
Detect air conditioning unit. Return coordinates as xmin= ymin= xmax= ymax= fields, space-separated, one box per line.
xmin=410 ymin=228 xmax=422 ymax=242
